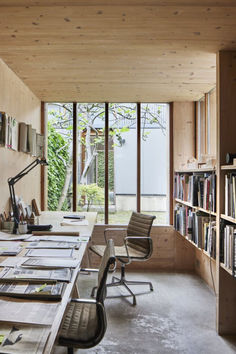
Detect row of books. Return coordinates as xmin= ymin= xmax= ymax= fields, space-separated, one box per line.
xmin=221 ymin=224 xmax=236 ymax=276
xmin=174 ymin=172 xmax=216 ymax=212
xmin=225 ymin=173 xmax=236 ymax=218
xmin=174 ymin=204 xmax=216 ymax=258
xmin=0 ymin=112 xmax=44 ymax=157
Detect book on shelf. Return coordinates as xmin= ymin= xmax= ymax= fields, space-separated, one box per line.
xmin=0 ymin=281 xmax=65 ymax=300
xmin=36 ymin=133 xmax=44 ymax=158
xmin=174 ymin=203 xmax=216 ymax=256
xmin=174 ymin=172 xmax=216 ymax=212
xmin=222 ymin=224 xmax=236 ymax=274
xmin=19 ymin=122 xmax=28 ymax=152
xmin=225 ymin=173 xmax=236 ymax=218
xmin=0 ymin=267 xmax=72 ymax=282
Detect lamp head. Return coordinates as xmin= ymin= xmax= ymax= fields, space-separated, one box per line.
xmin=39 ymin=158 xmax=48 ymax=166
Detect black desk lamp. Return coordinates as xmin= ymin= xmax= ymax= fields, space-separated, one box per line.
xmin=8 ymin=158 xmax=48 ymax=234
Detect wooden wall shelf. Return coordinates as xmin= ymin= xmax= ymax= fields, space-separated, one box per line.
xmin=175 ymin=168 xmax=216 ymax=173
xmin=220 ymin=262 xmax=233 ymax=276
xmin=175 ymin=198 xmax=217 ymax=216
xmin=221 ymin=214 xmax=236 ymax=224
xmin=221 ymin=165 xmax=236 ymax=170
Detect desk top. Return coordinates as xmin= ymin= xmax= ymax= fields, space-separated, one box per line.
xmin=0 ymin=211 xmax=97 ymax=354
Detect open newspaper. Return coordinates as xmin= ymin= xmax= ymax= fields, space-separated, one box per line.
xmin=0 ymin=281 xmax=64 ymax=300
xmin=0 ymin=323 xmax=50 ymax=353
xmin=0 ymin=267 xmax=71 ymax=282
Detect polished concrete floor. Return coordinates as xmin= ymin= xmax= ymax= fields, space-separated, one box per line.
xmin=55 ymin=271 xmax=236 ymax=354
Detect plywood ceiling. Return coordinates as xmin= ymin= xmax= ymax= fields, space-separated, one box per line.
xmin=0 ymin=1 xmax=236 ymax=102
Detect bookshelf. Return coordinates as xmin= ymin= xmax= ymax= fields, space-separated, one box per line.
xmin=172 ymin=51 xmax=236 ymax=335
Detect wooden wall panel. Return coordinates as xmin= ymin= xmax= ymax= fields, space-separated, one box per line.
xmin=173 ymin=102 xmax=195 ymax=170
xmin=0 ymin=58 xmax=41 ymax=213
xmin=194 ymin=250 xmax=216 ymax=291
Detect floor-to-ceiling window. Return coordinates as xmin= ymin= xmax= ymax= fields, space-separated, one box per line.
xmin=46 ymin=102 xmax=169 ymax=225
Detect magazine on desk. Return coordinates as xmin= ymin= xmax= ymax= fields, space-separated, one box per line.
xmin=27 ymin=235 xmax=89 ymax=243
xmin=25 ymin=241 xmax=80 ymax=249
xmin=0 ymin=323 xmax=50 ymax=354
xmin=0 ymin=267 xmax=71 ymax=282
xmin=21 ymin=257 xmax=80 ymax=269
xmin=25 ymin=248 xmax=73 ymax=258
xmin=0 ymin=281 xmax=65 ymax=300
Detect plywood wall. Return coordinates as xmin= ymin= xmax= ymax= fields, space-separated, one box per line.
xmin=173 ymin=102 xmax=195 ymax=170
xmin=0 ymin=58 xmax=41 ymax=213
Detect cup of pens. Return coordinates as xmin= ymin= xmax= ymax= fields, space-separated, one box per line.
xmin=18 ymin=221 xmax=28 ymax=234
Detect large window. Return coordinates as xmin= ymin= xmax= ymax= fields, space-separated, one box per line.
xmin=46 ymin=102 xmax=169 ymax=225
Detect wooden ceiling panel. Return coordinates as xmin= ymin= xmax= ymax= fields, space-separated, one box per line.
xmin=0 ymin=3 xmax=235 ymax=101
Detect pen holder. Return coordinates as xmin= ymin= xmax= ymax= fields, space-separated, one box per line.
xmin=18 ymin=223 xmax=28 ymax=234
xmin=2 ymin=221 xmax=15 ymax=233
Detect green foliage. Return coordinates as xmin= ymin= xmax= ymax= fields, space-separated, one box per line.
xmin=78 ymin=184 xmax=104 ymax=211
xmin=97 ymin=151 xmax=114 ymax=190
xmin=47 ymin=122 xmax=70 ymax=211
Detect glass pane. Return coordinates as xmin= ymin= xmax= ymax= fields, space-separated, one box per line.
xmin=77 ymin=103 xmax=105 ymax=223
xmin=109 ymin=103 xmax=137 ymax=224
xmin=141 ymin=103 xmax=169 ymax=225
xmin=47 ymin=103 xmax=73 ymax=211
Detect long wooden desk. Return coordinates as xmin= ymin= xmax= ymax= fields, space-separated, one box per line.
xmin=0 ymin=211 xmax=97 ymax=354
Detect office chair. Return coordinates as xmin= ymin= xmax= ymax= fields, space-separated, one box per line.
xmin=58 ymin=239 xmax=116 ymax=354
xmin=90 ymin=212 xmax=156 ymax=305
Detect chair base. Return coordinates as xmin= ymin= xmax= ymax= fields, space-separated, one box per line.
xmin=91 ymin=266 xmax=153 ymax=306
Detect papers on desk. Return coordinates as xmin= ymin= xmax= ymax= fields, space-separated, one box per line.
xmin=0 ymin=281 xmax=65 ymax=300
xmin=0 ymin=299 xmax=58 ymax=325
xmin=0 ymin=323 xmax=50 ymax=353
xmin=21 ymin=258 xmax=80 ymax=269
xmin=60 ymin=219 xmax=89 ymax=226
xmin=0 ymin=232 xmax=30 ymax=241
xmin=25 ymin=248 xmax=73 ymax=258
xmin=26 ymin=241 xmax=80 ymax=249
xmin=0 ymin=257 xmax=29 ymax=268
xmin=0 ymin=267 xmax=71 ymax=282
xmin=27 ymin=235 xmax=89 ymax=243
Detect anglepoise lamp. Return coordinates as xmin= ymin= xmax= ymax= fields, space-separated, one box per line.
xmin=8 ymin=158 xmax=48 ymax=234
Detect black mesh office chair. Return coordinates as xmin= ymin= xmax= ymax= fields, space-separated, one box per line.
xmin=90 ymin=212 xmax=156 ymax=305
xmin=58 ymin=239 xmax=116 ymax=354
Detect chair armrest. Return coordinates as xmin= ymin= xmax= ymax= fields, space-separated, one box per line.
xmin=80 ymin=268 xmax=99 ymax=273
xmin=71 ymin=298 xmax=97 ymax=304
xmin=124 ymin=236 xmax=151 ymax=240
xmin=104 ymin=227 xmax=127 ymax=243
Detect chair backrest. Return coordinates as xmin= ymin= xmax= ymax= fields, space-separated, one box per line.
xmin=96 ymin=239 xmax=116 ymax=304
xmin=127 ymin=212 xmax=156 ymax=253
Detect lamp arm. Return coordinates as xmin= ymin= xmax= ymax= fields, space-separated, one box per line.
xmin=8 ymin=158 xmax=43 ymax=186
xmin=7 ymin=158 xmax=48 ymax=234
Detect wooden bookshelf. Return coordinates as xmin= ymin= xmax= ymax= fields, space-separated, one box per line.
xmin=175 ymin=168 xmax=216 ymax=173
xmin=220 ymin=262 xmax=233 ymax=276
xmin=175 ymin=198 xmax=217 ymax=216
xmin=221 ymin=214 xmax=236 ymax=224
xmin=221 ymin=165 xmax=236 ymax=170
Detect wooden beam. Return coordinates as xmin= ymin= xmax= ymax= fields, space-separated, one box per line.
xmin=105 ymin=102 xmax=109 ymax=224
xmin=40 ymin=101 xmax=46 ymax=211
xmin=72 ymin=102 xmax=77 ymax=211
xmin=169 ymin=102 xmax=173 ymax=225
xmin=137 ymin=102 xmax=141 ymax=212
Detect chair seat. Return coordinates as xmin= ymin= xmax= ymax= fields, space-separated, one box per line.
xmin=59 ymin=301 xmax=98 ymax=348
xmin=90 ymin=244 xmax=146 ymax=260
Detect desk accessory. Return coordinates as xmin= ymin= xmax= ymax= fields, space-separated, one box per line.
xmin=8 ymin=158 xmax=48 ymax=234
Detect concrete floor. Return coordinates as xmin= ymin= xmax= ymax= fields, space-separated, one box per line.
xmin=55 ymin=271 xmax=236 ymax=354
